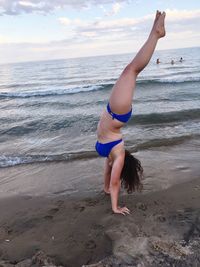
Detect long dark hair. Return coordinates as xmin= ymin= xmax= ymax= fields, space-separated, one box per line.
xmin=120 ymin=150 xmax=143 ymax=193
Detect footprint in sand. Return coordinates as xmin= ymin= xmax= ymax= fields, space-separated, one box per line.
xmin=136 ymin=202 xmax=147 ymax=211
xmin=92 ymin=224 xmax=104 ymax=231
xmin=48 ymin=207 xmax=59 ymax=215
xmin=44 ymin=215 xmax=53 ymax=220
xmin=91 ymin=224 xmax=104 ymax=238
xmin=55 ymin=200 xmax=64 ymax=207
xmin=73 ymin=204 xmax=85 ymax=212
xmin=155 ymin=214 xmax=166 ymax=222
xmin=0 ymin=227 xmax=9 ymax=240
xmin=44 ymin=206 xmax=60 ymax=220
xmin=84 ymin=198 xmax=99 ymax=207
xmin=78 ymin=206 xmax=85 ymax=212
xmin=85 ymin=240 xmax=96 ymax=250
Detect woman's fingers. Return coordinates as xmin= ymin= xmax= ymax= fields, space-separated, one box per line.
xmin=122 ymin=208 xmax=130 ymax=214
xmin=114 ymin=206 xmax=130 ymax=215
xmin=121 ymin=207 xmax=130 ymax=213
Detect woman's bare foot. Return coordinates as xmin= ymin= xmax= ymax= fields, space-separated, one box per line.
xmin=151 ymin=10 xmax=166 ymax=39
xmin=154 ymin=10 xmax=161 ymax=23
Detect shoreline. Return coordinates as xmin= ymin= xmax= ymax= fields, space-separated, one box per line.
xmin=0 ymin=139 xmax=199 ymax=199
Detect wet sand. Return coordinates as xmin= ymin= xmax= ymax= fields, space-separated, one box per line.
xmin=0 ymin=141 xmax=200 ymax=266
xmin=0 ymin=139 xmax=199 ymax=198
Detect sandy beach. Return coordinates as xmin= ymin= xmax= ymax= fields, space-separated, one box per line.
xmin=0 ymin=141 xmax=200 ymax=267
xmin=0 ymin=1 xmax=199 ymax=265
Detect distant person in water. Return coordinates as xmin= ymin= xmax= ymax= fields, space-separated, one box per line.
xmin=171 ymin=59 xmax=175 ymax=65
xmin=156 ymin=58 xmax=160 ymax=64
xmin=95 ymin=11 xmax=166 ymax=215
xmin=179 ymin=57 xmax=183 ymax=62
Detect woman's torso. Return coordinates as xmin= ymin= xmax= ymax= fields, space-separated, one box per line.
xmin=97 ymin=109 xmax=124 ymax=143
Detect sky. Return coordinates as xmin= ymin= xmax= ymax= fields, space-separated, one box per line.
xmin=0 ymin=0 xmax=200 ymax=63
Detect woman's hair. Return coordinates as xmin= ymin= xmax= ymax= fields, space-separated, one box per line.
xmin=120 ymin=150 xmax=143 ymax=193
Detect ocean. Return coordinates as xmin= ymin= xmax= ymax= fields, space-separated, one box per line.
xmin=0 ymin=47 xmax=200 ymax=168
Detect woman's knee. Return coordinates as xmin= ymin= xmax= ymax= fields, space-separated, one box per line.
xmin=122 ymin=63 xmax=139 ymax=77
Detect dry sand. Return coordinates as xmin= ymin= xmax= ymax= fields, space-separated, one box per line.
xmin=0 ymin=176 xmax=200 ymax=266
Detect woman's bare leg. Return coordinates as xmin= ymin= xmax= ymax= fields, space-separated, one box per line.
xmin=109 ymin=11 xmax=166 ymax=114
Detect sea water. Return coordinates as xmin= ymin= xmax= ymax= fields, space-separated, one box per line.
xmin=0 ymin=47 xmax=199 ymax=168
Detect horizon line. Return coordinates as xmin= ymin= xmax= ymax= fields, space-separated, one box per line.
xmin=0 ymin=45 xmax=199 ymax=66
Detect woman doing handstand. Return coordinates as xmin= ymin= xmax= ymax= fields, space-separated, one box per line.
xmin=95 ymin=11 xmax=166 ymax=215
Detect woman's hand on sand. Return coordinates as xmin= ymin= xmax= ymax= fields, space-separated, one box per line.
xmin=113 ymin=206 xmax=130 ymax=215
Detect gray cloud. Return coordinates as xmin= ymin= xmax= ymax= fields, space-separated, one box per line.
xmin=58 ymin=14 xmax=153 ymax=44
xmin=1 ymin=8 xmax=200 ymax=64
xmin=58 ymin=9 xmax=200 ymax=43
xmin=0 ymin=0 xmax=129 ymax=15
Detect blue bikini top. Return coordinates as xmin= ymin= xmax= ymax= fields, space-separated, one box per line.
xmin=107 ymin=103 xmax=132 ymax=123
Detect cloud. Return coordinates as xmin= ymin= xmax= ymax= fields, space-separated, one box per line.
xmin=165 ymin=9 xmax=200 ymax=36
xmin=58 ymin=9 xmax=200 ymax=43
xmin=112 ymin=3 xmax=122 ymax=14
xmin=1 ymin=8 xmax=200 ymax=64
xmin=58 ymin=18 xmax=88 ymax=28
xmin=166 ymin=9 xmax=200 ymax=21
xmin=0 ymin=0 xmax=129 ymax=15
xmin=105 ymin=2 xmax=123 ymax=16
xmin=58 ymin=13 xmax=154 ymax=43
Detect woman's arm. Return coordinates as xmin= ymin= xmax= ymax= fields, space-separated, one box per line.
xmin=104 ymin=158 xmax=112 ymax=194
xmin=110 ymin=155 xmax=130 ymax=215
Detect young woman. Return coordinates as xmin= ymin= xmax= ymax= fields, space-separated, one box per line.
xmin=95 ymin=11 xmax=166 ymax=215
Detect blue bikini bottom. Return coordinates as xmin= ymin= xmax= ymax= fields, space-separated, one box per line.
xmin=95 ymin=139 xmax=123 ymax=158
xmin=95 ymin=104 xmax=131 ymax=157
